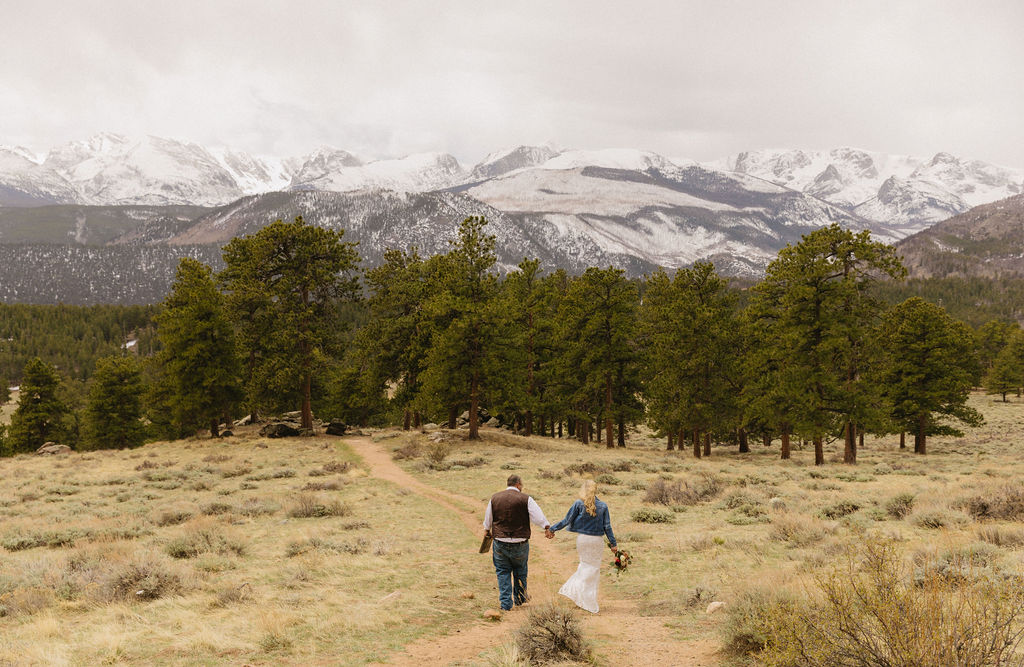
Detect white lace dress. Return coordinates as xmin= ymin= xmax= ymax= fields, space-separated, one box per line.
xmin=558 ymin=534 xmax=606 ymax=613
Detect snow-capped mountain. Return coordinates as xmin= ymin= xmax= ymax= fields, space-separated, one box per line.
xmin=724 ymin=147 xmax=1024 ymax=235
xmin=469 ymin=145 xmax=561 ymax=181
xmin=289 ymin=150 xmax=466 ymax=193
xmin=44 ymin=134 xmax=245 ymax=206
xmin=0 ymin=146 xmax=80 ymax=206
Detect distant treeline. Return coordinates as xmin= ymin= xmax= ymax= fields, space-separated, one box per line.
xmin=3 ymin=217 xmax=1024 ymax=463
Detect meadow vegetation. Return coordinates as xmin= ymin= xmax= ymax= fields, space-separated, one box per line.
xmin=2 ymin=393 xmax=1024 ymax=664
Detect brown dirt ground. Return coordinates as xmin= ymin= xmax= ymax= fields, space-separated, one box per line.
xmin=345 ymin=435 xmax=722 ymax=666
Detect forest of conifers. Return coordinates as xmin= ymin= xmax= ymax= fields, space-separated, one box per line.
xmin=2 ymin=215 xmax=1024 ymax=462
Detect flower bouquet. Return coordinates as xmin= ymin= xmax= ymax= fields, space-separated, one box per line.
xmin=611 ymin=548 xmax=632 ymax=574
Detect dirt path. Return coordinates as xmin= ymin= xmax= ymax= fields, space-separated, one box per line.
xmin=344 ymin=435 xmax=721 ymax=666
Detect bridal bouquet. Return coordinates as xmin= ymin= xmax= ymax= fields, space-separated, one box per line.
xmin=611 ymin=549 xmax=632 ymax=574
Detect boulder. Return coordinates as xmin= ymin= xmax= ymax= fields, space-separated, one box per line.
xmin=325 ymin=422 xmax=348 ymax=436
xmin=234 ymin=415 xmax=256 ymax=427
xmin=298 ymin=428 xmax=315 ymax=438
xmin=259 ymin=423 xmax=300 ymax=438
xmin=219 ymin=430 xmax=234 ymax=438
xmin=36 ymin=442 xmax=71 ymax=455
xmin=706 ymin=601 xmax=726 ymax=615
xmin=422 ymin=423 xmax=440 ymax=432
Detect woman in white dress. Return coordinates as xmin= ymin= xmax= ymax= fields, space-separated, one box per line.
xmin=549 ymin=480 xmax=618 ymax=613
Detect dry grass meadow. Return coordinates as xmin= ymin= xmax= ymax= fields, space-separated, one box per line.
xmin=3 ymin=391 xmax=1024 ymax=665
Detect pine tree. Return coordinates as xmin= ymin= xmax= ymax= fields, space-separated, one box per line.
xmin=984 ymin=330 xmax=1024 ymax=402
xmin=7 ymin=357 xmax=65 ymax=453
xmin=81 ymin=355 xmax=144 ymax=450
xmin=151 ymin=258 xmax=241 ymax=438
xmin=221 ymin=216 xmax=360 ymax=431
xmin=750 ymin=224 xmax=905 ymax=464
xmin=560 ymin=267 xmax=639 ymax=448
xmin=875 ymin=297 xmax=982 ymax=454
xmin=420 ymin=217 xmax=503 ymax=439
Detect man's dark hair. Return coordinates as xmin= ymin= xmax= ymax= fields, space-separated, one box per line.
xmin=507 ymin=474 xmax=522 ymax=488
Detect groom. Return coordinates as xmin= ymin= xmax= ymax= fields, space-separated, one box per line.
xmin=482 ymin=474 xmax=553 ymax=612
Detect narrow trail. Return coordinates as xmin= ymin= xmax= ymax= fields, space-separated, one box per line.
xmin=344 ymin=435 xmax=721 ymax=666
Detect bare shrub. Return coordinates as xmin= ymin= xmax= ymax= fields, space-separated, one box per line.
xmin=724 ymin=538 xmax=1024 ymax=666
xmin=287 ymin=493 xmax=350 ymax=519
xmin=961 ymin=485 xmax=1024 ymax=520
xmin=885 ymin=493 xmax=915 ymax=519
xmin=977 ymin=524 xmax=1024 ymax=548
xmin=95 ymin=552 xmax=187 ymax=602
xmin=514 ymin=602 xmax=592 ymax=664
xmin=154 ymin=508 xmax=193 ymax=527
xmin=391 ymin=442 xmax=421 ymax=460
xmin=322 ymin=461 xmax=351 ymax=474
xmin=911 ymin=508 xmax=969 ymax=530
xmin=644 ymin=472 xmax=722 ymax=506
xmin=818 ymin=500 xmax=860 ymax=519
xmin=563 ymin=462 xmax=608 ymax=476
xmin=165 ymin=522 xmax=246 ymax=559
xmin=302 ymin=481 xmax=340 ymax=491
xmin=425 ymin=442 xmax=451 ymax=467
xmin=221 ymin=465 xmax=253 ymax=479
xmin=237 ymin=498 xmax=279 ymax=517
xmin=769 ymin=513 xmax=826 ymax=547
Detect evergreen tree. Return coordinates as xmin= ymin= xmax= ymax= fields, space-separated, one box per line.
xmin=221 ymin=216 xmax=360 ymax=431
xmin=358 ymin=248 xmax=431 ymax=428
xmin=420 ymin=217 xmax=503 ymax=439
xmin=875 ymin=297 xmax=982 ymax=454
xmin=984 ymin=330 xmax=1024 ymax=402
xmin=151 ymin=258 xmax=241 ymax=438
xmin=750 ymin=224 xmax=905 ymax=464
xmin=560 ymin=267 xmax=639 ymax=448
xmin=976 ymin=319 xmax=1019 ymax=376
xmin=82 ymin=355 xmax=145 ymax=450
xmin=7 ymin=357 xmax=65 ymax=453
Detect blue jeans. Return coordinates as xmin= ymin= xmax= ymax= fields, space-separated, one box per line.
xmin=492 ymin=540 xmax=529 ymax=611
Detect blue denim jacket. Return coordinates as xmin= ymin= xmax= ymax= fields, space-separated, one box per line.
xmin=550 ymin=498 xmax=616 ymax=548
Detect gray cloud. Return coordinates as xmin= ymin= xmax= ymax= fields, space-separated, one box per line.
xmin=3 ymin=0 xmax=1023 ymax=166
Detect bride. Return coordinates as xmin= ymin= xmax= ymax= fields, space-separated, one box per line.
xmin=548 ymin=479 xmax=618 ymax=613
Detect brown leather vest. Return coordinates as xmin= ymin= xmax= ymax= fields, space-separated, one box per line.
xmin=490 ymin=489 xmax=531 ymax=539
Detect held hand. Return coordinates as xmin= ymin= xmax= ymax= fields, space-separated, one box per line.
xmin=544 ymin=527 xmax=554 ymax=539
xmin=610 ymin=544 xmax=618 ymax=553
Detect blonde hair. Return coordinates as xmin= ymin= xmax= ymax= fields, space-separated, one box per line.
xmin=579 ymin=480 xmax=597 ymax=516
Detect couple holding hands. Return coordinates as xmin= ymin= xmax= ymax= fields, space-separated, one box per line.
xmin=482 ymin=474 xmax=617 ymax=614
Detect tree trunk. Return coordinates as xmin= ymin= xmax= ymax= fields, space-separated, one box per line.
xmin=763 ymin=434 xmax=771 ymax=448
xmin=469 ymin=372 xmax=480 ymax=440
xmin=916 ymin=414 xmax=927 ymax=455
xmin=617 ymin=417 xmax=625 ymax=448
xmin=596 ymin=419 xmax=602 ymax=444
xmin=605 ymin=375 xmax=614 ymax=449
xmin=738 ymin=427 xmax=749 ymax=453
xmin=899 ymin=431 xmax=905 ymax=449
xmin=781 ymin=431 xmax=791 ymax=460
xmin=403 ymin=409 xmax=412 ymax=431
xmin=447 ymin=407 xmax=457 ymax=430
xmin=858 ymin=429 xmax=864 ymax=449
xmin=814 ymin=436 xmax=824 ymax=465
xmin=568 ymin=418 xmax=575 ymax=438
xmin=692 ymin=428 xmax=701 ymax=459
xmin=525 ymin=409 xmax=533 ymax=436
xmin=843 ymin=421 xmax=856 ymax=464
xmin=539 ymin=415 xmax=546 ymax=437
xmin=581 ymin=421 xmax=589 ymax=445
xmin=558 ymin=420 xmax=563 ymax=438
xmin=301 ymin=371 xmax=313 ymax=431
xmin=210 ymin=418 xmax=219 ymax=438
xmin=667 ymin=432 xmax=675 ymax=451
xmin=413 ymin=411 xmax=421 ymax=428
xmin=703 ymin=433 xmax=711 ymax=457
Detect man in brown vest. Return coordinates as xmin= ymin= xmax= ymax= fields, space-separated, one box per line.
xmin=482 ymin=474 xmax=552 ymax=611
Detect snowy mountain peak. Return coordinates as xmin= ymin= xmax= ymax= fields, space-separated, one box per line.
xmin=470 ymin=145 xmax=561 ymax=181
xmin=540 ymin=148 xmax=675 ymax=172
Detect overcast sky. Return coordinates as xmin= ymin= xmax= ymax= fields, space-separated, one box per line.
xmin=3 ymin=0 xmax=1023 ymax=167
